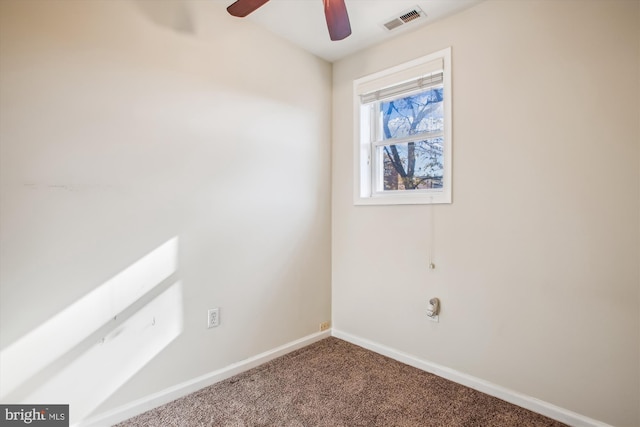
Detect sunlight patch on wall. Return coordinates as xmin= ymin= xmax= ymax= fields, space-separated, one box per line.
xmin=0 ymin=237 xmax=179 ymax=398
xmin=25 ymin=281 xmax=184 ymax=425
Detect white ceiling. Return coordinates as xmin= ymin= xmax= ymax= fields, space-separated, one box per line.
xmin=241 ymin=0 xmax=483 ymax=62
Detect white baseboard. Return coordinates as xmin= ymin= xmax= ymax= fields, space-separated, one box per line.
xmin=331 ymin=329 xmax=611 ymax=427
xmin=80 ymin=328 xmax=611 ymax=427
xmin=80 ymin=330 xmax=331 ymax=427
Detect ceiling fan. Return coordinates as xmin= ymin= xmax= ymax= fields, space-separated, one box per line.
xmin=227 ymin=0 xmax=352 ymax=41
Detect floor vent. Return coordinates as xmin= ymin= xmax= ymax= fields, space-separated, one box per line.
xmin=382 ymin=6 xmax=426 ymax=31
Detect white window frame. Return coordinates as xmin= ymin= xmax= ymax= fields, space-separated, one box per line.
xmin=353 ymin=47 xmax=452 ymax=205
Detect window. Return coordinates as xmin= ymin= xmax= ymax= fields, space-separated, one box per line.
xmin=353 ymin=47 xmax=452 ymax=205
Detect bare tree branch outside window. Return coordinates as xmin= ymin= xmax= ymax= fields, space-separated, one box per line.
xmin=381 ymin=87 xmax=444 ymax=191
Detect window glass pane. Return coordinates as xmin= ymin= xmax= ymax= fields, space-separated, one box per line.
xmin=378 ymin=138 xmax=443 ymax=191
xmin=380 ymin=87 xmax=443 ymax=140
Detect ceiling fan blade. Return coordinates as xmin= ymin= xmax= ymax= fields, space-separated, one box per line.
xmin=227 ymin=0 xmax=269 ymax=17
xmin=323 ymin=0 xmax=351 ymax=41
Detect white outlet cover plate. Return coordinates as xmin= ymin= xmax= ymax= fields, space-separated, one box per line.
xmin=208 ymin=308 xmax=219 ymax=328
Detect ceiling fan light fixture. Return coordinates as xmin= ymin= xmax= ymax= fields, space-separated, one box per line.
xmin=227 ymin=0 xmax=352 ymax=42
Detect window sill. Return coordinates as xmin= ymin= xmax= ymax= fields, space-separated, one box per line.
xmin=354 ymin=192 xmax=451 ymax=206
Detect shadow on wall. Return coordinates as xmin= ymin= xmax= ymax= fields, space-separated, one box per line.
xmin=130 ymin=0 xmax=196 ymax=35
xmin=0 ymin=237 xmax=183 ymax=425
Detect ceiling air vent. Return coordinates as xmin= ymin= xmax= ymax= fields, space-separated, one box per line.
xmin=382 ymin=6 xmax=426 ymax=32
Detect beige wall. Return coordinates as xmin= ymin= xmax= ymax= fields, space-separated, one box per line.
xmin=332 ymin=1 xmax=639 ymax=426
xmin=0 ymin=0 xmax=331 ymax=423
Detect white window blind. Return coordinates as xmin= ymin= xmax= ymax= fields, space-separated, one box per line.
xmin=356 ymin=58 xmax=443 ymax=104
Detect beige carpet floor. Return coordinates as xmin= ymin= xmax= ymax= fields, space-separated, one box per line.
xmin=116 ymin=337 xmax=567 ymax=427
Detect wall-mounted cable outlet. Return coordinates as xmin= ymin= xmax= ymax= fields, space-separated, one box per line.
xmin=207 ymin=308 xmax=220 ymax=328
xmin=319 ymin=321 xmax=330 ymax=331
xmin=427 ymin=298 xmax=440 ymax=322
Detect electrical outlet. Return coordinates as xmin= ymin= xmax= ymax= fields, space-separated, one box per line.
xmin=207 ymin=308 xmax=220 ymax=328
xmin=319 ymin=321 xmax=330 ymax=331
